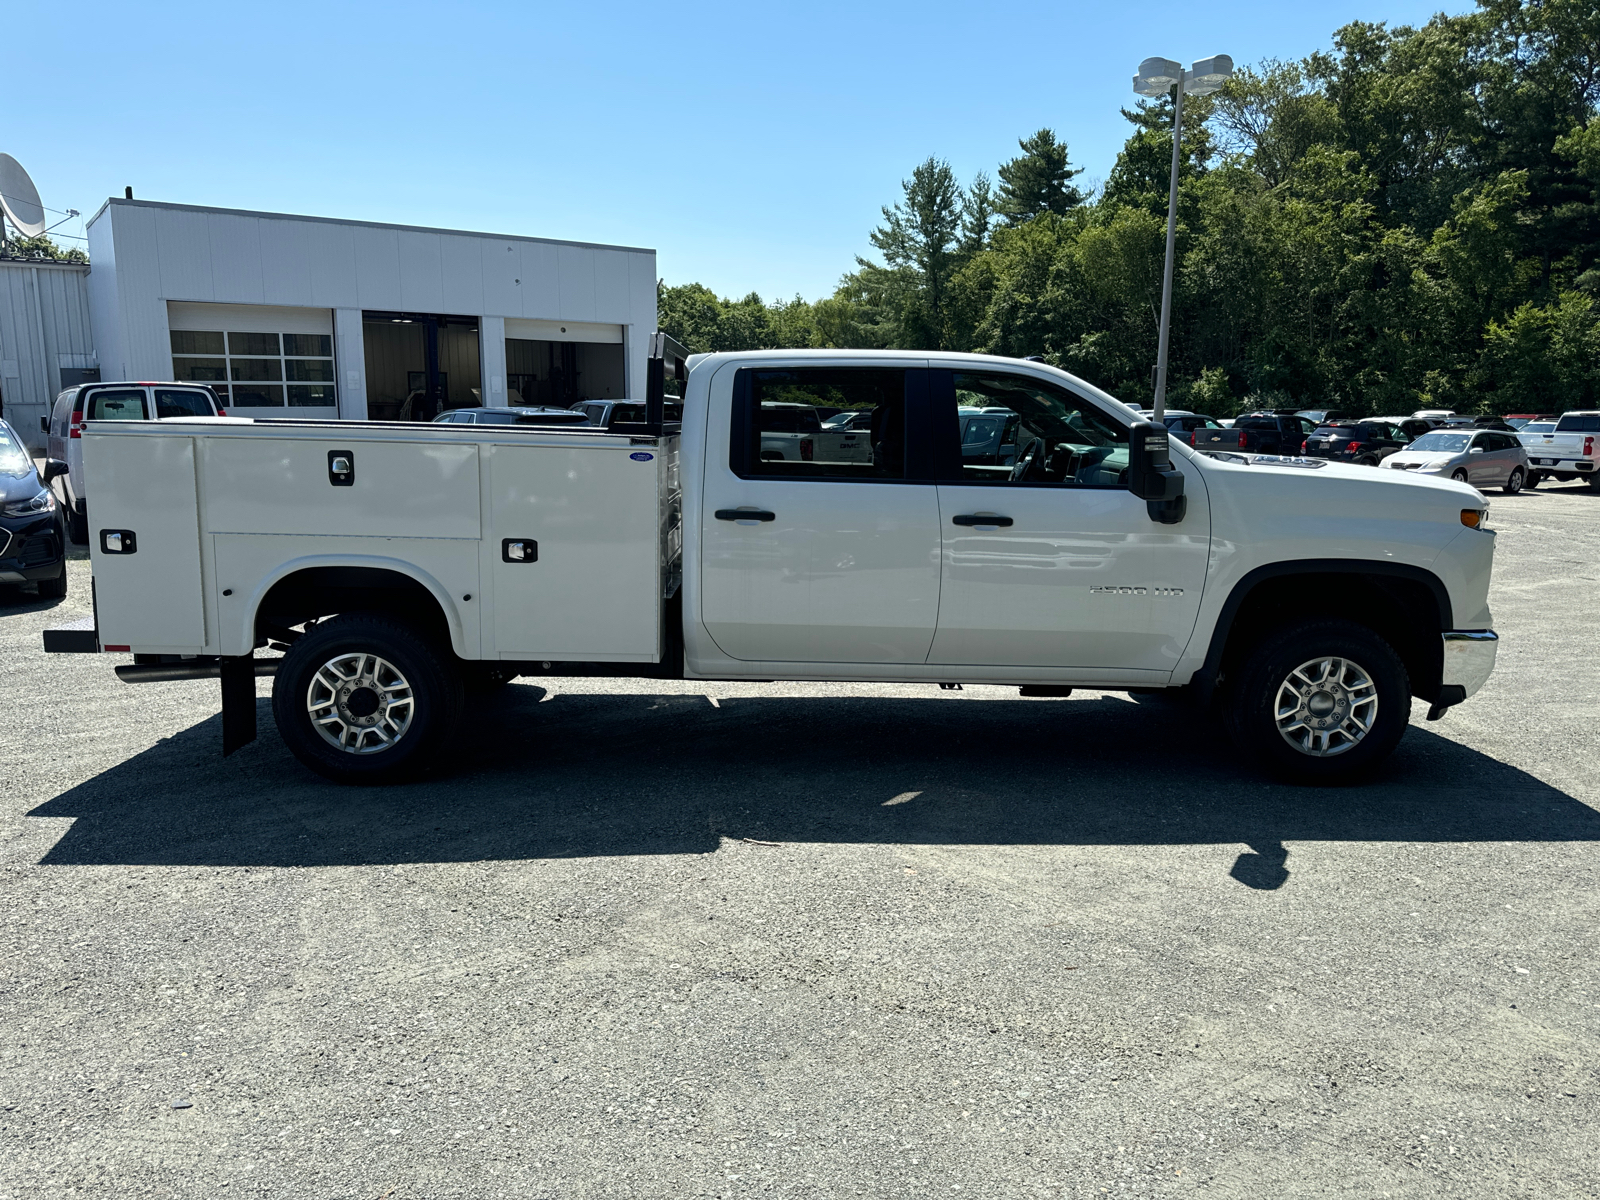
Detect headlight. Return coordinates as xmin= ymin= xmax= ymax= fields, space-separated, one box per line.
xmin=2 ymin=489 xmax=55 ymax=517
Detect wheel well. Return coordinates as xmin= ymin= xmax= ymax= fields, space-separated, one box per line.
xmin=254 ymin=566 xmax=452 ymax=650
xmin=1211 ymin=570 xmax=1445 ymax=702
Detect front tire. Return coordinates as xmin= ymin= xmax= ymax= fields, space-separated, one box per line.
xmin=36 ymin=563 xmax=68 ymax=599
xmin=1503 ymin=466 xmax=1524 ymax=495
xmin=271 ymin=614 xmax=463 ymax=784
xmin=1226 ymin=619 xmax=1411 ymax=783
xmin=1451 ymin=469 xmax=1470 ymax=483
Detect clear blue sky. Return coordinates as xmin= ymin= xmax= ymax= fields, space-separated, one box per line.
xmin=10 ymin=0 xmax=1468 ymax=303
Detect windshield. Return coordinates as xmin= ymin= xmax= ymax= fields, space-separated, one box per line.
xmin=1520 ymin=422 xmax=1555 ymax=434
xmin=1312 ymin=425 xmax=1362 ymax=438
xmin=1407 ymin=432 xmax=1472 ymax=453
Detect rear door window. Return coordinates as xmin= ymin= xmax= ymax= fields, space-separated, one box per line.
xmin=87 ymin=389 xmax=148 ymax=420
xmin=153 ymin=388 xmax=216 ymax=418
xmin=735 ymin=368 xmax=908 ymax=480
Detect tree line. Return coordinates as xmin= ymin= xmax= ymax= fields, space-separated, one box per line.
xmin=659 ymin=0 xmax=1600 ymax=417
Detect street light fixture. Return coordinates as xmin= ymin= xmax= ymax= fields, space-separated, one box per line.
xmin=1132 ymin=53 xmax=1233 ymax=421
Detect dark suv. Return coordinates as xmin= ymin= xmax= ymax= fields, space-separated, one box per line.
xmin=1301 ymin=421 xmax=1411 ymax=466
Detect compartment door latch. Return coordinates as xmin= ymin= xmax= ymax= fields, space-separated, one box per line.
xmin=328 ymin=450 xmax=354 ymax=486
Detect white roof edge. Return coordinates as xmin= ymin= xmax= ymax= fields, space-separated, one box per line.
xmin=84 ymin=197 xmax=656 ymax=256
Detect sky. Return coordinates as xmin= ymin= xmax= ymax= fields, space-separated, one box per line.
xmin=7 ymin=0 xmax=1472 ymax=303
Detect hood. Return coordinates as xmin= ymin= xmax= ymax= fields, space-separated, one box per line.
xmin=1383 ymin=450 xmax=1457 ymax=467
xmin=0 ymin=445 xmax=43 ymax=503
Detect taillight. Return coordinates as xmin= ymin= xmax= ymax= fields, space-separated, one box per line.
xmin=1346 ymin=440 xmax=1362 ymax=453
xmin=216 ymin=408 xmax=227 ymax=418
xmin=1189 ymin=431 xmax=1198 ymax=446
xmin=1301 ymin=440 xmax=1308 ymax=452
xmin=68 ymin=409 xmax=84 ymax=438
xmin=800 ymin=439 xmax=813 ymax=461
xmin=1586 ymin=436 xmax=1594 ymax=457
xmin=1238 ymin=431 xmax=1248 ymax=448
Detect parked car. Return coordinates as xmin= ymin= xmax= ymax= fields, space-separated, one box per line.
xmin=0 ymin=418 xmax=68 ymax=598
xmin=1159 ymin=411 xmax=1226 ymax=436
xmin=822 ymin=409 xmax=875 ymax=431
xmin=1514 ymin=420 xmax=1557 ymax=438
xmin=1295 ymin=409 xmax=1354 ymax=425
xmin=1471 ymin=416 xmax=1517 ymax=431
xmin=1518 ymin=410 xmax=1600 ymax=489
xmin=1220 ymin=412 xmax=1319 ymax=456
xmin=1301 ymin=421 xmax=1412 ymax=465
xmin=570 ymin=400 xmax=684 ymax=430
xmin=1504 ymin=413 xmax=1556 ymax=430
xmin=1384 ymin=429 xmax=1529 ymax=492
xmin=43 ymin=382 xmax=224 ymax=544
xmin=1372 ymin=415 xmax=1438 ymax=441
xmin=434 ymin=406 xmax=591 ymax=426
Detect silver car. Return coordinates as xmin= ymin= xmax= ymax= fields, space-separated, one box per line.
xmin=1384 ymin=429 xmax=1529 ymax=493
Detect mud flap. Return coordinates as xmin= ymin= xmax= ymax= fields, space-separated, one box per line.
xmin=220 ymin=654 xmax=258 ymax=755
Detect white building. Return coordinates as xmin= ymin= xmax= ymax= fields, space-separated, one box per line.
xmin=0 ymin=198 xmax=658 ymax=447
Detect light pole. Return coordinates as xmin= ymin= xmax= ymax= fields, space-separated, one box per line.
xmin=1133 ymin=54 xmax=1233 ymax=421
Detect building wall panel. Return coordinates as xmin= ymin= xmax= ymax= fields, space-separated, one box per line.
xmin=518 ymin=241 xmax=560 ymax=318
xmin=557 ymin=245 xmax=598 ymax=322
xmin=307 ymin=220 xmax=360 ymax=309
xmin=396 ymin=230 xmax=444 ymax=313
xmin=153 ymin=207 xmax=216 ymax=302
xmin=259 ymin=218 xmax=316 ymax=307
xmin=350 ymin=224 xmax=402 ymax=309
xmin=205 ymin=213 xmax=266 ymax=305
xmin=438 ymin=235 xmax=485 ymax=315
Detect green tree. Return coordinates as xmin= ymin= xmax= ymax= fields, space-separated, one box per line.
xmin=1 ymin=232 xmax=87 ymax=263
xmin=996 ymin=130 xmax=1085 ymax=223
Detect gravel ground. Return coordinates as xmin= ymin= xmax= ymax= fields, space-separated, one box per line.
xmin=2 ymin=484 xmax=1597 ymax=1199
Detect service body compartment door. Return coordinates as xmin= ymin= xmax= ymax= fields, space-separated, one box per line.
xmin=202 ymin=437 xmax=479 ymax=539
xmin=85 ymin=432 xmax=207 ymax=651
xmin=699 ymin=363 xmax=941 ymax=663
xmin=486 ymin=441 xmax=663 ymax=661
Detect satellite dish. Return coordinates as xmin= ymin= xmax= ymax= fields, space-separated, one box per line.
xmin=0 ymin=155 xmax=47 ymax=238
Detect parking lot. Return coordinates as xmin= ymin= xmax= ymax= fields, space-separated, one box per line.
xmin=2 ymin=483 xmax=1597 ymax=1200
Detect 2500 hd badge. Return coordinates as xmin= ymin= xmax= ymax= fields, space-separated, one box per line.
xmin=1091 ymin=586 xmax=1185 ymax=597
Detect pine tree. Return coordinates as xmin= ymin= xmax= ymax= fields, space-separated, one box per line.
xmin=996 ymin=129 xmax=1085 ymax=223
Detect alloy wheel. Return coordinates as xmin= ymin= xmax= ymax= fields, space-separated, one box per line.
xmin=306 ymin=652 xmax=415 ymax=754
xmin=1274 ymin=656 xmax=1379 ymax=757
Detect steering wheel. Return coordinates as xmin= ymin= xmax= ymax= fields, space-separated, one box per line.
xmin=1010 ymin=437 xmax=1046 ymax=482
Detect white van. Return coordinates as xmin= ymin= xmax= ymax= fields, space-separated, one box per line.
xmin=43 ymin=382 xmax=223 ymax=542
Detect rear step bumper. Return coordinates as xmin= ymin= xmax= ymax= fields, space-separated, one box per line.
xmin=42 ymin=614 xmax=99 ymax=653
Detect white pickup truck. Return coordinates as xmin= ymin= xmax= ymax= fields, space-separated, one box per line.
xmin=1519 ymin=410 xmax=1600 ymax=488
xmin=43 ymin=338 xmax=1500 ymax=784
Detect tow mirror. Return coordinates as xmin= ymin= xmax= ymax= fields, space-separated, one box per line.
xmin=42 ymin=458 xmax=68 ymax=483
xmin=1127 ymin=421 xmax=1186 ymax=525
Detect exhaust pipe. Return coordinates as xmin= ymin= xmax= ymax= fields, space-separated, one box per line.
xmin=115 ymin=659 xmax=280 ymax=684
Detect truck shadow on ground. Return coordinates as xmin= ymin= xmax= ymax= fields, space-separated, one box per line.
xmin=30 ymin=686 xmax=1600 ymax=885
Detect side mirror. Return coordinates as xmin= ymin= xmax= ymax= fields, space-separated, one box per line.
xmin=42 ymin=458 xmax=69 ymax=483
xmin=1469 ymin=446 xmax=1484 ymax=454
xmin=1127 ymin=421 xmax=1186 ymax=525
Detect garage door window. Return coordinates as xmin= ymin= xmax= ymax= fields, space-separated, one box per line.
xmin=171 ymin=330 xmax=336 ymax=408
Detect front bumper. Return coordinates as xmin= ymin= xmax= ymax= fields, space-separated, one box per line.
xmin=1429 ymin=630 xmax=1498 ymax=719
xmin=0 ymin=513 xmax=65 ymax=582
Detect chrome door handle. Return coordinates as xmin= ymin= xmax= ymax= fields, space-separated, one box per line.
xmin=714 ymin=509 xmax=776 ymax=522
xmin=951 ymin=514 xmax=1013 ymax=527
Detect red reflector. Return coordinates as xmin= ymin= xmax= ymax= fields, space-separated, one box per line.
xmin=104 ymin=645 xmax=130 ymax=652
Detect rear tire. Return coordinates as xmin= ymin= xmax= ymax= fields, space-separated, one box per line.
xmin=271 ymin=614 xmax=463 ymax=784
xmin=1225 ymin=619 xmax=1411 ymax=783
xmin=1588 ymin=474 xmax=1600 ymax=492
xmin=1503 ymin=466 xmax=1524 ymax=495
xmin=36 ymin=563 xmax=67 ymax=599
xmin=1525 ymin=471 xmax=1542 ymax=488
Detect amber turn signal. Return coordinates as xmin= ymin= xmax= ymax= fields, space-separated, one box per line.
xmin=1460 ymin=509 xmax=1484 ymax=528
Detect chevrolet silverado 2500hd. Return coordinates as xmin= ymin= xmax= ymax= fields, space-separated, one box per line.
xmin=43 ymin=338 xmax=1499 ymax=784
